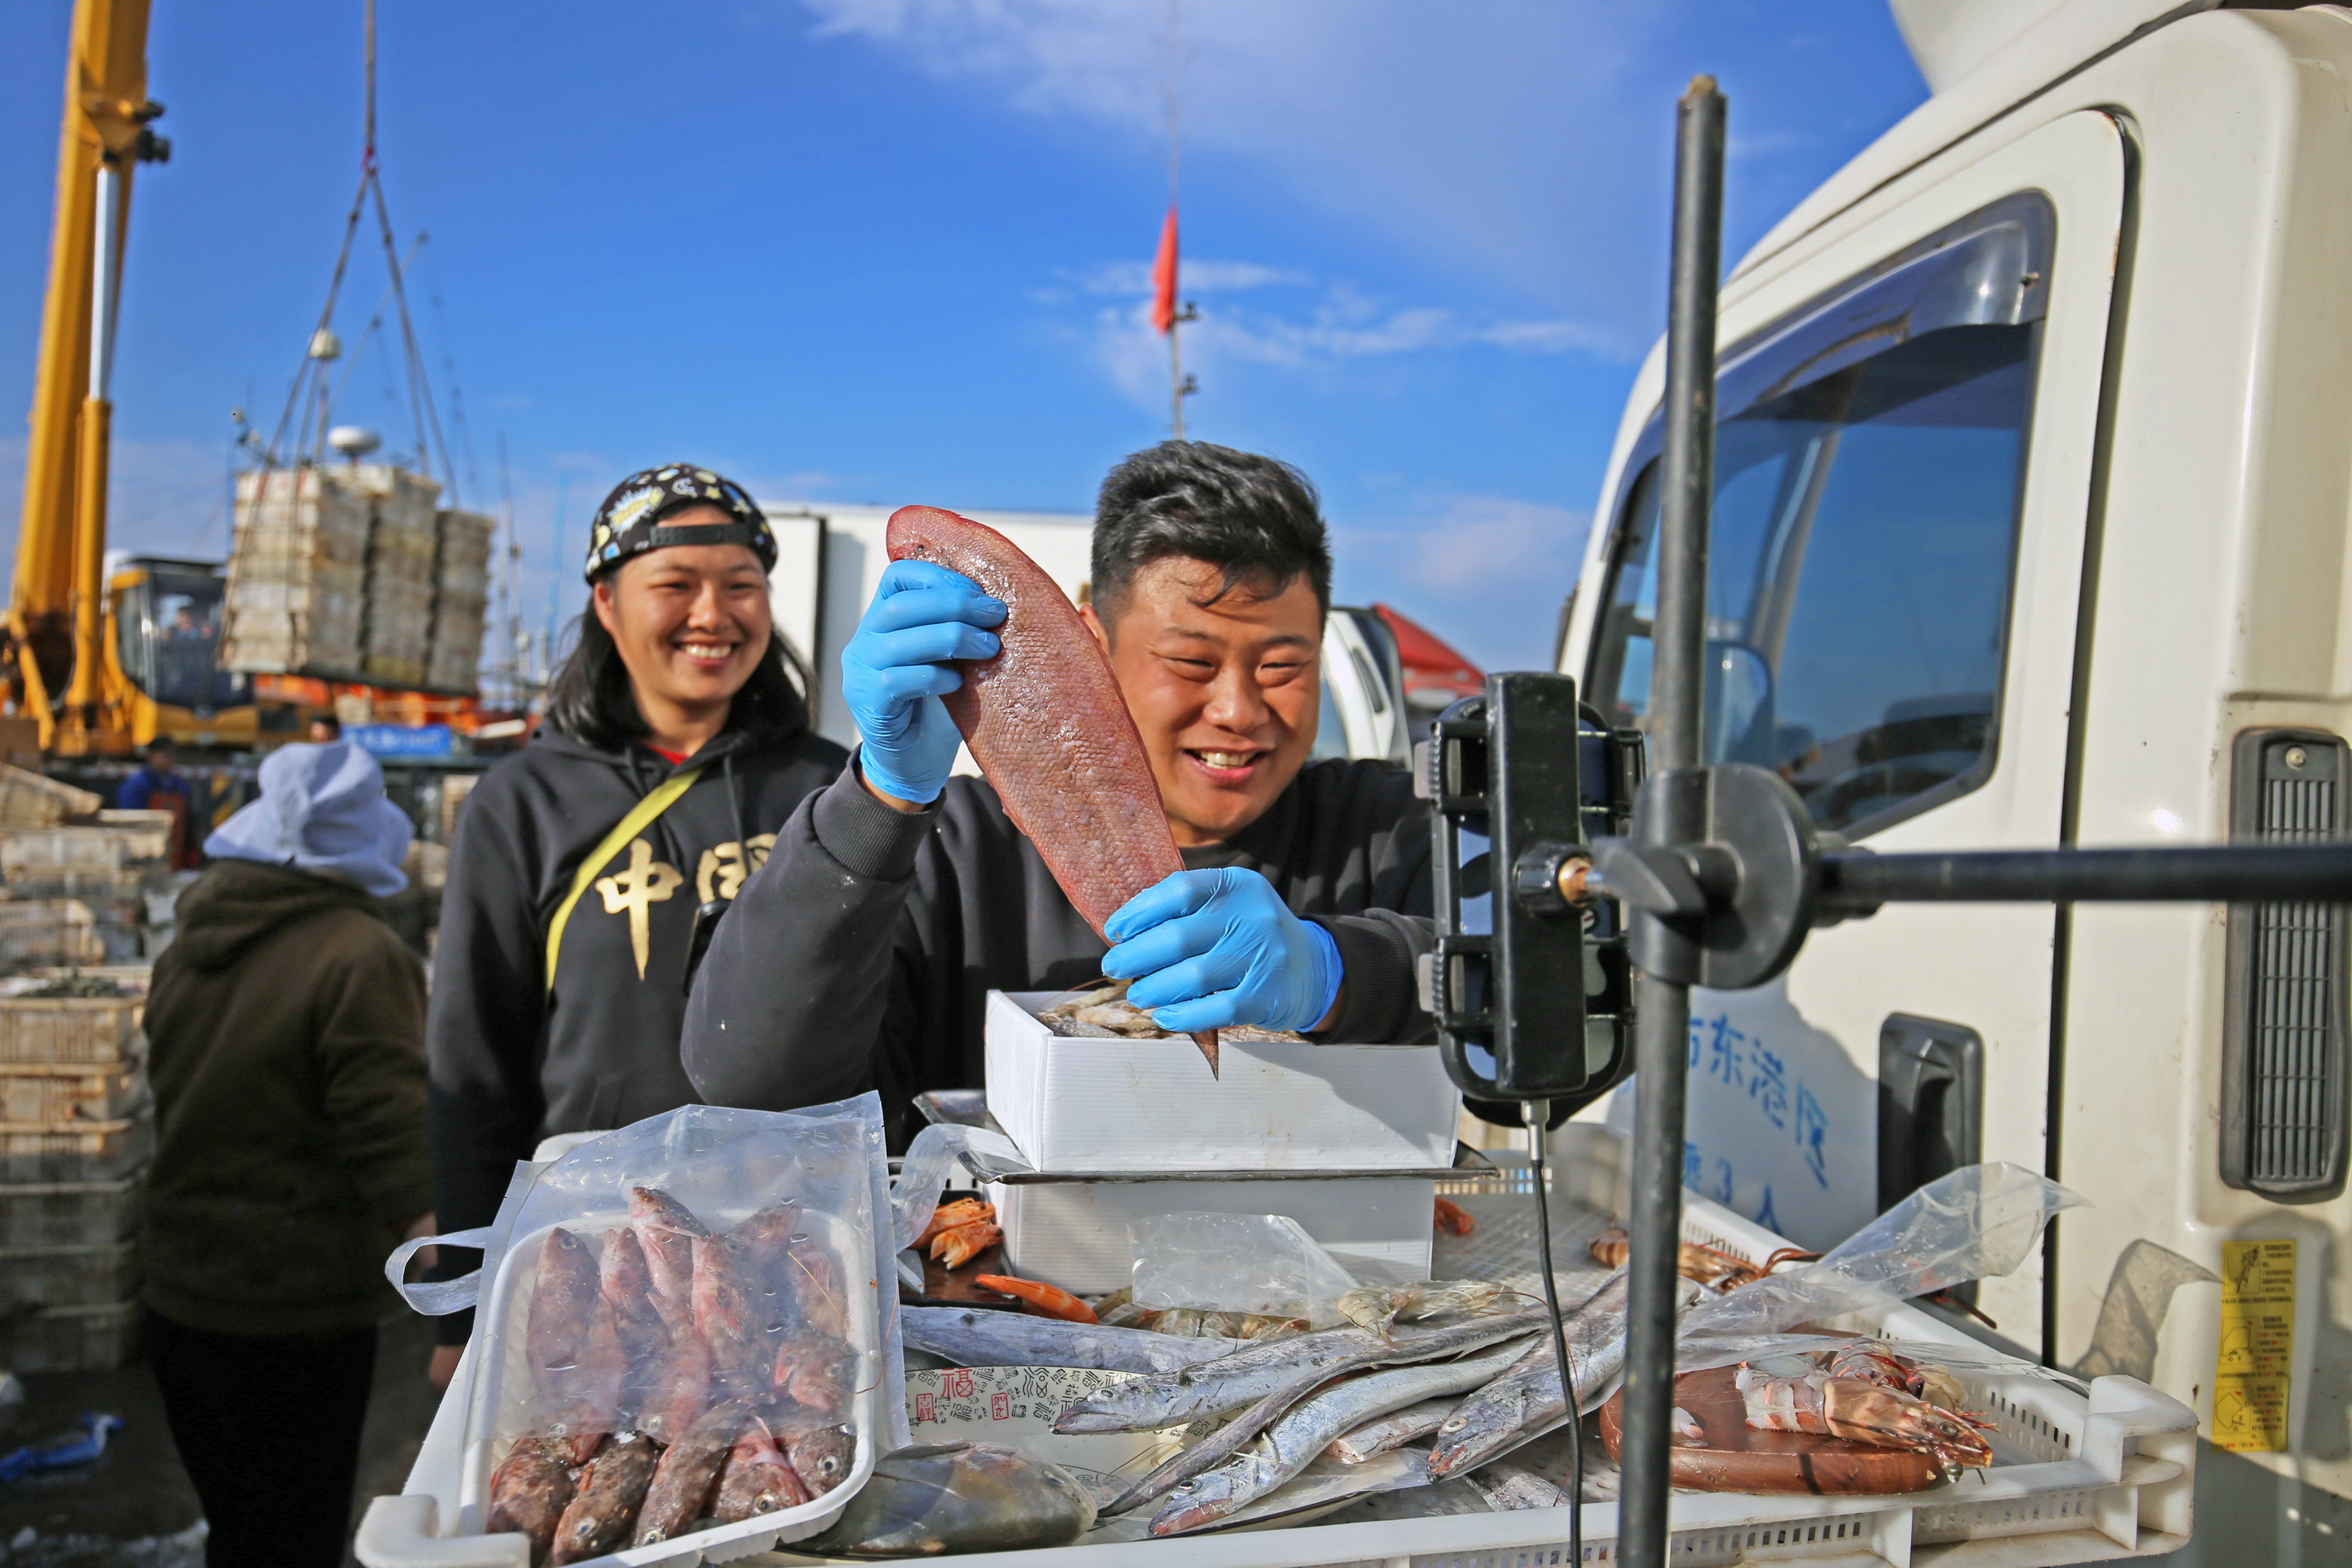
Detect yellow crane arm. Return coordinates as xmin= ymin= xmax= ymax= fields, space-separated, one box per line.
xmin=11 ymin=0 xmax=165 ymax=751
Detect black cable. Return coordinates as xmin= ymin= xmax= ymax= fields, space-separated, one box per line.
xmin=1525 ymin=1099 xmax=1583 ymax=1564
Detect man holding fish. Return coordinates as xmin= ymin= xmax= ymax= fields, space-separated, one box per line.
xmin=683 ymin=441 xmax=1439 ymax=1133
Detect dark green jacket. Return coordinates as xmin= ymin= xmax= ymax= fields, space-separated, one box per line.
xmin=142 ymin=860 xmax=432 ymax=1334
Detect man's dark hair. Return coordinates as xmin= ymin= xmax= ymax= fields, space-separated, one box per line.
xmin=144 ymin=739 xmax=175 ymax=761
xmin=543 ymin=592 xmax=814 ymax=751
xmin=1091 ymin=441 xmax=1331 ymax=628
xmin=309 ymin=716 xmax=342 ymax=740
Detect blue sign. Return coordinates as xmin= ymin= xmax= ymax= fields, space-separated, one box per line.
xmin=350 ymin=723 xmax=454 ymax=759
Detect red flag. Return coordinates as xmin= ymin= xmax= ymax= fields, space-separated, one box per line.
xmin=1149 ymin=206 xmax=1179 ymax=335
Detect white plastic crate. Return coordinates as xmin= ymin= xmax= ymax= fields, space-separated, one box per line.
xmin=368 ymin=1127 xmax=2196 ymax=1568
xmin=985 ymin=990 xmax=1461 ymax=1172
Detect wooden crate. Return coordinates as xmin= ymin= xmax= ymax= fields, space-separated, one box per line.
xmin=0 ymin=1063 xmax=145 ymax=1122
xmin=0 ymin=1112 xmax=151 ymax=1181
xmin=0 ymin=766 xmax=101 ymax=828
xmin=0 ymin=901 xmax=102 ymax=971
xmin=0 ymin=1176 xmax=140 ymax=1246
xmin=0 ymin=994 xmax=143 ymax=1064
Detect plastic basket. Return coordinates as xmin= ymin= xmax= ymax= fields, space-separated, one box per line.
xmin=0 ymin=1299 xmax=137 ymax=1372
xmin=0 ymin=1111 xmax=152 ymax=1182
xmin=0 ymin=767 xmax=101 ymax=829
xmin=0 ymin=1175 xmax=140 ymax=1246
xmin=0 ymin=824 xmax=168 ymax=875
xmin=0 ymin=1238 xmax=138 ymax=1309
xmin=0 ymin=901 xmax=104 ymax=971
xmin=0 ymin=1062 xmax=144 ymax=1122
xmin=0 ymin=994 xmax=143 ymax=1064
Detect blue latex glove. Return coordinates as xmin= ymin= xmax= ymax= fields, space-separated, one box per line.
xmin=1102 ymin=867 xmax=1343 ymax=1034
xmin=840 ymin=559 xmax=1005 ymax=804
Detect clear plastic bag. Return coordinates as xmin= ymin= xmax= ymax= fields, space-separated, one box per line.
xmin=392 ymin=1096 xmax=912 ymax=1558
xmin=1681 ymin=1160 xmax=2083 ymax=1343
xmin=1127 ymin=1213 xmax=1363 ymax=1326
xmin=888 ymin=1122 xmax=1022 ymax=1254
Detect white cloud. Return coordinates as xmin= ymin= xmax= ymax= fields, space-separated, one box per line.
xmin=1067 ymin=257 xmax=1312 ymax=297
xmin=1333 ymin=493 xmax=1594 ymax=672
xmin=792 ymin=0 xmax=1693 ymax=342
xmin=1081 ymin=277 xmax=1608 ymax=415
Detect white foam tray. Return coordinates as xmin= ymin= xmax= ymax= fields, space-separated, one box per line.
xmin=984 ymin=990 xmax=1461 ymax=1172
xmin=360 ymin=1209 xmax=886 ymax=1568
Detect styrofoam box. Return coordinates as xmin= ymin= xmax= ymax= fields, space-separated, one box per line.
xmin=984 ymin=990 xmax=1461 ymax=1173
xmin=987 ymin=1175 xmax=1436 ymax=1295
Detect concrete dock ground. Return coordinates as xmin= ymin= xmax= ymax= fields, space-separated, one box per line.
xmin=0 ymin=1310 xmax=439 ymax=1567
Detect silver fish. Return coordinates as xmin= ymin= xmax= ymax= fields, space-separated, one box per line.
xmin=901 ymin=1305 xmax=1245 ymax=1375
xmin=1336 ymin=1279 xmax=1520 ymax=1338
xmin=1098 ymin=1312 xmax=1553 ymax=1517
xmin=1325 ymin=1397 xmax=1460 ymax=1463
xmin=802 ymin=1441 xmax=1096 ymax=1558
xmin=1426 ymin=1274 xmax=1703 ymax=1478
xmin=1147 ymin=1339 xmax=1536 ymax=1534
xmin=1057 ymin=1307 xmax=1550 ymax=1435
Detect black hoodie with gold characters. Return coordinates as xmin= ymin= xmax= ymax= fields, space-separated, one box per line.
xmin=425 ymin=720 xmax=843 ymax=1342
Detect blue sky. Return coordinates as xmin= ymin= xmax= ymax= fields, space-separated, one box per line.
xmin=0 ymin=1 xmax=1926 ymax=675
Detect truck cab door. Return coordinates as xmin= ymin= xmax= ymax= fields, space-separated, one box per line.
xmin=1575 ymin=112 xmax=2126 ymax=1349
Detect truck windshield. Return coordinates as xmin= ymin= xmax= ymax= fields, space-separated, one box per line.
xmin=1591 ymin=319 xmax=2038 ymax=834
xmin=123 ymin=571 xmax=251 ymax=716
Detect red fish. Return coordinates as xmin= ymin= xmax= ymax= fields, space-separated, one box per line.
xmin=486 ymin=1435 xmax=575 ymax=1567
xmin=729 ymin=1203 xmax=801 ymax=1279
xmin=629 ymin=1185 xmax=709 ymax=1329
xmin=638 ymin=1327 xmax=713 ymax=1446
xmin=712 ymin=1413 xmax=809 ymax=1522
xmin=781 ymin=1420 xmax=857 ymax=1499
xmin=693 ymin=1231 xmax=772 ymax=1390
xmin=886 ymin=504 xmax=1219 ymax=1074
xmin=633 ymin=1398 xmax=746 ymax=1547
xmin=527 ymin=1228 xmax=623 ymax=1456
xmin=549 ymin=1432 xmax=658 ymax=1564
xmin=773 ymin=1335 xmax=856 ymax=1420
xmin=598 ymin=1226 xmax=666 ymax=1366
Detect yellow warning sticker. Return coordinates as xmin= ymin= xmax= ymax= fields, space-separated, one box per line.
xmin=2213 ymin=1238 xmax=2295 ymax=1453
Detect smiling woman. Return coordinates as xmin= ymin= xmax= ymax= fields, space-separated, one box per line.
xmin=421 ymin=463 xmax=848 ymax=1390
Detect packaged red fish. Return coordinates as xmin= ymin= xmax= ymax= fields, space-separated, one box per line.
xmin=390 ymin=1098 xmax=903 ymax=1564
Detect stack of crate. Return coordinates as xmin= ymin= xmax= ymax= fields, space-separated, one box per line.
xmin=221 ymin=467 xmax=370 ymax=679
xmin=0 ymin=981 xmax=148 ymax=1372
xmin=356 ymin=465 xmax=443 ymax=688
xmin=0 ymin=812 xmax=173 ymax=962
xmin=425 ymin=509 xmax=494 ymax=693
xmin=0 ymin=766 xmax=111 ymax=972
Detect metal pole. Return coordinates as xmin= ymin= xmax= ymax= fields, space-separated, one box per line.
xmin=1825 ymin=842 xmax=2352 ymax=907
xmin=1621 ymin=75 xmax=1723 ymax=1568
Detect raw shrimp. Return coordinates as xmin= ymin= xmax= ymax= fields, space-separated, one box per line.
xmin=1734 ymin=1363 xmax=1993 ymax=1478
xmin=929 ymin=1220 xmax=1002 ymax=1269
xmin=971 ymin=1274 xmax=1096 ymax=1322
xmin=915 ymin=1198 xmax=995 ymax=1248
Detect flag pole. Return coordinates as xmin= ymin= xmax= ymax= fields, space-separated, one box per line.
xmin=1165 ymin=0 xmax=1189 ymax=441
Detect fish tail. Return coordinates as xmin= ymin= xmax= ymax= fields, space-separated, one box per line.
xmin=1193 ymin=1029 xmax=1220 ymax=1076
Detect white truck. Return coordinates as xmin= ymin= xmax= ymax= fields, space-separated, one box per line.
xmin=759 ymin=501 xmax=1411 ymax=766
xmin=1560 ymin=0 xmax=2352 ymax=1549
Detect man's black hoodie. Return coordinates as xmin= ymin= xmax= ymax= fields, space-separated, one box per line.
xmin=426 ymin=721 xmax=844 ymax=1341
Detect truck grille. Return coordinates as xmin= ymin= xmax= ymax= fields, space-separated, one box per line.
xmin=2224 ymin=730 xmax=2348 ymax=1200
